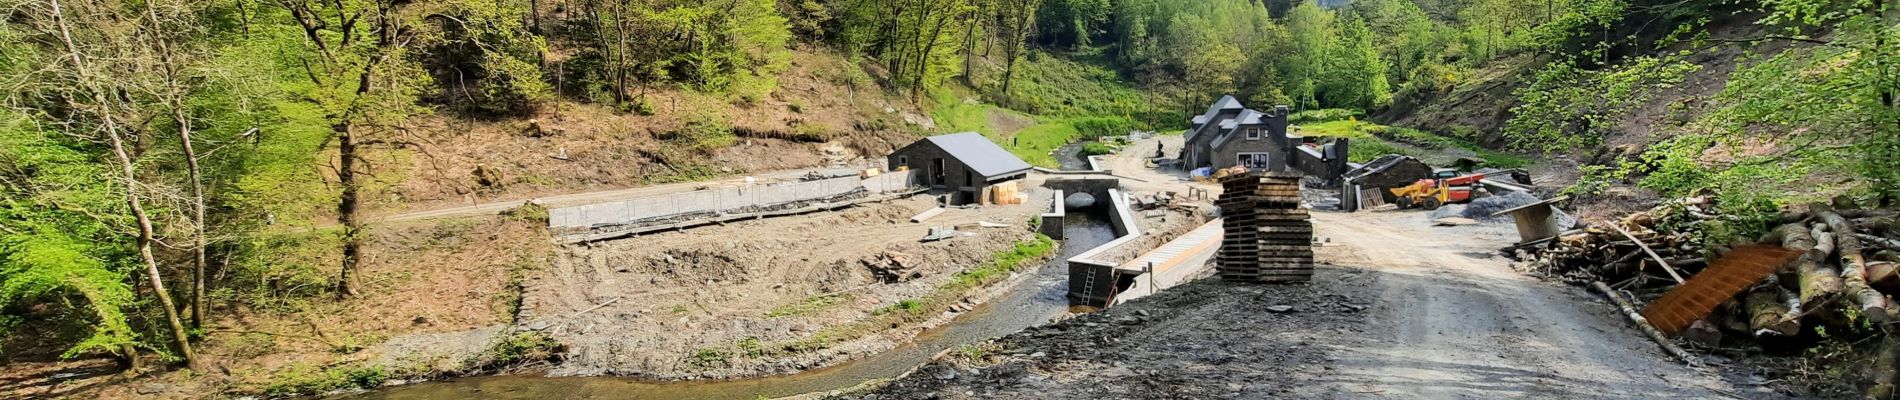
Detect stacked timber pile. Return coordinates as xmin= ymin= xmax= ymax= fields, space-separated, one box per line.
xmin=1510 ymin=196 xmax=1724 ymax=286
xmin=1512 ymin=195 xmax=1900 ymax=395
xmin=1217 ymin=173 xmax=1315 ymax=283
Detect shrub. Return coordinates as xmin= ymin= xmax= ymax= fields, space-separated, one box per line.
xmin=262 ymin=365 xmax=389 ymax=396
xmin=659 ymin=97 xmax=735 ymax=150
xmin=1069 ymin=117 xmax=1136 ymax=140
xmin=1289 ymin=108 xmax=1362 ymax=124
xmin=1079 ymin=142 xmax=1117 ymax=157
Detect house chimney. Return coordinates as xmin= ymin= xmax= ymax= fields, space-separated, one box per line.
xmin=1274 ymin=105 xmax=1290 ymax=117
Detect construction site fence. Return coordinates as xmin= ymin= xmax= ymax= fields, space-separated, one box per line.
xmin=548 ymin=170 xmax=921 ymax=232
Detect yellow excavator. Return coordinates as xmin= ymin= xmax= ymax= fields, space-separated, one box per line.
xmin=1390 ymin=169 xmax=1488 ymax=210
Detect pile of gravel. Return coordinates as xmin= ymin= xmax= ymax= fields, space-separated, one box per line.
xmin=1461 ymin=191 xmax=1540 ymax=220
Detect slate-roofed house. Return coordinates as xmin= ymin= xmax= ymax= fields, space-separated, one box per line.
xmin=887 ymin=132 xmax=1032 ymax=205
xmin=1182 ymin=95 xmax=1293 ymax=171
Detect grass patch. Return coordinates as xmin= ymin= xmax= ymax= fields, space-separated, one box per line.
xmin=983 ymin=50 xmax=1163 ymax=124
xmin=1079 ymin=142 xmax=1117 ymax=157
xmin=944 ymin=234 xmax=1056 ymax=291
xmin=470 ymin=331 xmax=562 ymax=370
xmin=260 ymin=364 xmax=389 ymax=397
xmin=929 ymin=87 xmax=1070 ymax=168
xmin=765 ymin=293 xmax=854 ymax=318
xmin=871 ymin=298 xmax=926 ymax=316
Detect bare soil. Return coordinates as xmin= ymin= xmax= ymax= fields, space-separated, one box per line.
xmin=367 ymin=45 xmax=926 ymax=218
xmin=844 ymin=209 xmax=1777 ymax=400
xmin=520 ymin=196 xmax=1051 ymax=380
xmin=2 ymin=217 xmax=550 ymax=399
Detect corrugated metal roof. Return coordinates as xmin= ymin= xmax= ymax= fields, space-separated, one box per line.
xmin=922 ymin=132 xmax=1033 ymax=180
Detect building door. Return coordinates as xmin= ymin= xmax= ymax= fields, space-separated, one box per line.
xmin=932 ymin=158 xmax=946 ymax=186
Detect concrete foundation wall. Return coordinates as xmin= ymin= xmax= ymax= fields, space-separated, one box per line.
xmin=1066 ymin=189 xmax=1143 ymax=307
xmin=1040 ymin=190 xmax=1066 ymax=240
xmin=549 ymin=170 xmax=920 ymax=232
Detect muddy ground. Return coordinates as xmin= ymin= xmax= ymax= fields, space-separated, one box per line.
xmin=845 ymin=209 xmax=1794 ymax=400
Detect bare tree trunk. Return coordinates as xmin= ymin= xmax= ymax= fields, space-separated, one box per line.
xmin=50 ymin=0 xmax=198 ymax=369
xmin=143 ymin=0 xmax=211 ymax=328
xmin=336 ymin=124 xmax=364 ymax=298
xmin=961 ymin=3 xmax=980 ymax=87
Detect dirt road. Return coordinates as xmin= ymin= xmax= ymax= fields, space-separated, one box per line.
xmin=851 ymin=209 xmax=1770 ymax=399
xmin=1312 ymin=210 xmax=1745 ymax=398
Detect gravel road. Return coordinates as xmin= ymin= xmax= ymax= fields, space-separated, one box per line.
xmin=846 ymin=209 xmax=1772 ymax=399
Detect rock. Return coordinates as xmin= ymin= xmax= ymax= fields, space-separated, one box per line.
xmin=136 ymin=383 xmax=172 ymax=395
xmin=1267 ymin=305 xmax=1295 ymax=313
xmin=930 ymin=364 xmax=958 ymax=381
xmin=1135 ymin=309 xmax=1151 ymax=317
xmin=1029 ymin=352 xmax=1046 ymax=358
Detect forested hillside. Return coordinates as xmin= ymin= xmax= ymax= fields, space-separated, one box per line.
xmin=0 ymin=0 xmax=1895 ymax=396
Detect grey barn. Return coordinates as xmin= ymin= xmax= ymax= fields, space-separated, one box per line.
xmin=887 ymin=132 xmax=1032 ymax=205
xmin=1182 ymin=95 xmax=1293 ymax=171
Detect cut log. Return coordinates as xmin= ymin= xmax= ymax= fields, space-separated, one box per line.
xmin=1824 ymin=212 xmax=1889 ymax=321
xmin=1682 ymin=319 xmax=1723 ymax=346
xmin=1796 ymin=258 xmax=1843 ymax=305
xmin=1746 ymin=280 xmax=1800 ymax=337
xmin=1765 ymin=223 xmax=1817 ymax=254
xmin=1858 ymin=233 xmax=1900 ymax=250
xmin=1612 ymin=224 xmax=1684 ymax=284
xmin=1622 ymin=211 xmax=1656 ymax=229
xmin=1871 ymin=262 xmax=1900 ymax=294
xmin=1593 ymin=281 xmax=1698 ymax=365
xmin=1810 ymin=223 xmax=1836 ymax=261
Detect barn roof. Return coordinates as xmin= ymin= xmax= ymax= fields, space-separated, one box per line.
xmin=918 ymin=132 xmax=1033 ymax=180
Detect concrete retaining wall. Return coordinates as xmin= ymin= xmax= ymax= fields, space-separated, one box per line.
xmin=1066 ymin=189 xmax=1143 ymax=307
xmin=1040 ymin=190 xmax=1066 ymax=240
xmin=549 ymin=170 xmax=920 ymax=233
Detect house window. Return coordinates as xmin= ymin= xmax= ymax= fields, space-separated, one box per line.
xmin=1237 ymin=153 xmax=1271 ymax=169
xmin=1247 ymin=128 xmax=1261 ymax=140
xmin=898 ymin=156 xmax=908 ymax=168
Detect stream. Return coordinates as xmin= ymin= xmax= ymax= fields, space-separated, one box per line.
xmin=342 ymin=213 xmax=1117 ymax=400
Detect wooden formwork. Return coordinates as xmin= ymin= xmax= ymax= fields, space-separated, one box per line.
xmin=1217 ymin=173 xmax=1315 ymax=283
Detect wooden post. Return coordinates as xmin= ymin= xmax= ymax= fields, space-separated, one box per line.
xmin=1594 ymin=281 xmax=1699 ymax=365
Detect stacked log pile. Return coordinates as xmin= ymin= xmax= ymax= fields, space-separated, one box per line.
xmin=1217 ymin=173 xmax=1315 ymax=283
xmin=1511 ymin=195 xmax=1900 ymax=394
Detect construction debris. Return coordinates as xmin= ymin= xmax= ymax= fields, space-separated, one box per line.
xmin=920 ymin=226 xmax=958 ymax=242
xmin=1508 ymin=197 xmax=1721 ymax=286
xmin=864 ymin=251 xmax=920 ymax=282
xmin=910 ymin=207 xmax=946 ymax=223
xmin=1216 ymin=173 xmax=1315 ymax=283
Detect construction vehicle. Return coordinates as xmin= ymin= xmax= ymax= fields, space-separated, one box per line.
xmin=1390 ymin=169 xmax=1487 ymax=210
